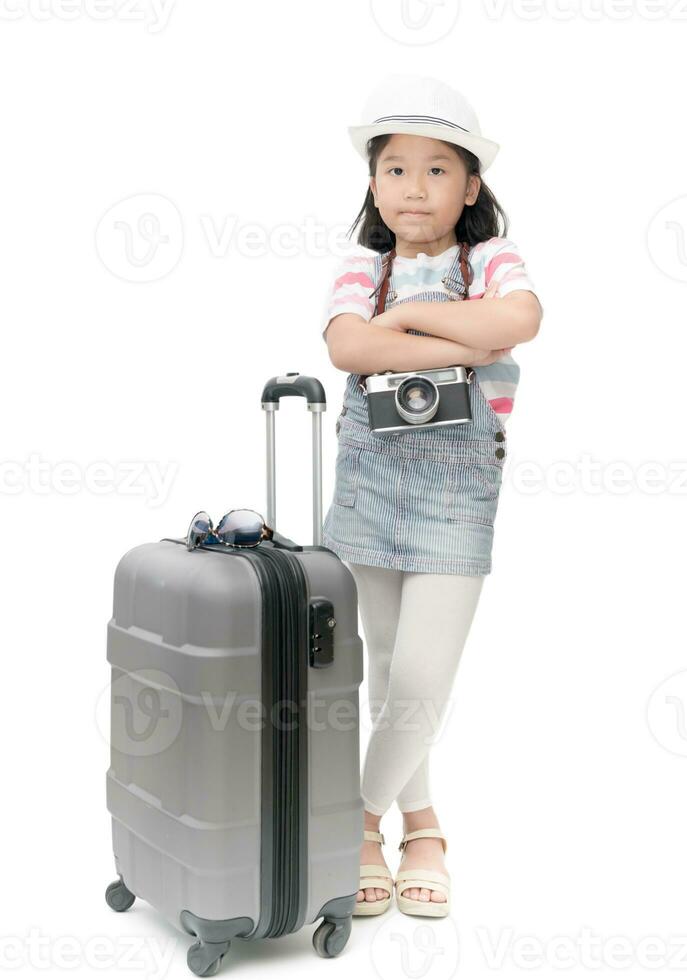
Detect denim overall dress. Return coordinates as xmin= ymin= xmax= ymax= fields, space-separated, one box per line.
xmin=322 ymin=243 xmax=510 ymax=576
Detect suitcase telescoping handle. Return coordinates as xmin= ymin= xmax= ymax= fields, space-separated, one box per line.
xmin=261 ymin=374 xmax=327 ymax=546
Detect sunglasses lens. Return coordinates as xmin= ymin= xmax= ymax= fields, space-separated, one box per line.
xmin=215 ymin=509 xmax=265 ymax=547
xmin=186 ymin=511 xmax=213 ymax=550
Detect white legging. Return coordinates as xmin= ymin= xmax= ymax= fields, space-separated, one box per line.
xmin=345 ymin=561 xmax=485 ymax=817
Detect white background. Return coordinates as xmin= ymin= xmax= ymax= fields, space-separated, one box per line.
xmin=1 ymin=1 xmax=686 ymax=977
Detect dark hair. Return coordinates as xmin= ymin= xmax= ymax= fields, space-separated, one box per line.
xmin=347 ymin=134 xmax=509 ymax=259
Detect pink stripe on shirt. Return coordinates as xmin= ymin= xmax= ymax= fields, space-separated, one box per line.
xmin=489 ymin=396 xmax=514 ymax=414
xmin=331 ymin=293 xmax=372 ymax=313
xmin=485 ymin=252 xmax=522 ymax=282
xmin=334 ymin=270 xmax=375 ymax=291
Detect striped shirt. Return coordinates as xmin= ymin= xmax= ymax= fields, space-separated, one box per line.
xmin=320 ymin=237 xmax=539 ymax=425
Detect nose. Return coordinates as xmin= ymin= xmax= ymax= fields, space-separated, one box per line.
xmin=403 ymin=175 xmax=427 ymax=200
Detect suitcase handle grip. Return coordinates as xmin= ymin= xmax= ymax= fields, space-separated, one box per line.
xmin=261 ymin=373 xmax=326 ymax=407
xmin=261 ymin=374 xmax=327 ymax=547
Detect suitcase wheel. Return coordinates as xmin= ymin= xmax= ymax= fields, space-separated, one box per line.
xmin=105 ymin=878 xmax=135 ymax=913
xmin=312 ymin=916 xmax=352 ymax=958
xmin=187 ymin=940 xmax=231 ymax=977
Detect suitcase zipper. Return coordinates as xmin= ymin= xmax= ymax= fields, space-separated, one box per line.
xmin=238 ymin=547 xmax=309 ymax=938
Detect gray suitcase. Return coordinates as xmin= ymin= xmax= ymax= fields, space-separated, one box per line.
xmin=105 ymin=374 xmax=364 ymax=975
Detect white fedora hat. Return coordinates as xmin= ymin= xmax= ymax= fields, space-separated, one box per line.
xmin=348 ymin=73 xmax=500 ymax=174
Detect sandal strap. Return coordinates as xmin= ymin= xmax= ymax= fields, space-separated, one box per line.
xmin=363 ymin=829 xmax=385 ymax=845
xmin=394 ymin=868 xmax=450 ymax=894
xmin=396 ymin=880 xmax=449 ymax=900
xmin=359 ymin=863 xmax=393 ymax=891
xmin=398 ymin=827 xmax=447 ymax=853
xmin=359 ymin=863 xmax=393 ymax=879
xmin=359 ymin=878 xmax=392 ymax=892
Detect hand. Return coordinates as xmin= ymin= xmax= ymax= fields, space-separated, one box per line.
xmin=462 ymin=345 xmax=514 ymax=366
xmin=370 ymin=309 xmax=406 ymax=332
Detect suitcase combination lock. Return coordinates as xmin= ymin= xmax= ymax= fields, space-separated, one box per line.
xmin=309 ymin=597 xmax=336 ymax=668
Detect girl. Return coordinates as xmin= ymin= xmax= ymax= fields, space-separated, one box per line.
xmin=320 ymin=74 xmax=543 ymax=918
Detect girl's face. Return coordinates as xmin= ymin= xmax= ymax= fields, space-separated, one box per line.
xmin=369 ymin=133 xmax=480 ymax=257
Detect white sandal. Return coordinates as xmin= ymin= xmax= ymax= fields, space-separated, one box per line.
xmin=394 ymin=827 xmax=451 ymax=917
xmin=354 ymin=829 xmax=393 ymax=916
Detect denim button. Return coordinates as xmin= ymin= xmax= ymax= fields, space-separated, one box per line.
xmin=495 ymin=447 xmax=505 ymax=459
xmin=495 ymin=431 xmax=505 ymax=442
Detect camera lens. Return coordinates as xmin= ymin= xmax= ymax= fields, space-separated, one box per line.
xmin=395 ymin=375 xmax=439 ymax=425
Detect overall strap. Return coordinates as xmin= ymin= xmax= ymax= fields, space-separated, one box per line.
xmin=443 ymin=240 xmax=472 ymax=299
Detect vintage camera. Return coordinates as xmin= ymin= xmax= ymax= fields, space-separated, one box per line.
xmin=363 ymin=365 xmax=475 ymax=434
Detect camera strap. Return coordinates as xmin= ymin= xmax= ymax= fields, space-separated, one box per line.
xmin=373 ymin=247 xmax=397 ymax=316
xmin=356 ymin=242 xmax=471 ymax=396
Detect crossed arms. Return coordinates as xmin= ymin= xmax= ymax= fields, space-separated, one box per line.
xmin=325 ymin=289 xmax=542 ymax=375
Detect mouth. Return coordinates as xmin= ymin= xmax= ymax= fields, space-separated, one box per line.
xmin=399 ymin=210 xmax=431 ymax=216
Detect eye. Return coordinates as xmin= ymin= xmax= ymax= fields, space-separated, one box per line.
xmin=386 ymin=166 xmax=445 ymax=176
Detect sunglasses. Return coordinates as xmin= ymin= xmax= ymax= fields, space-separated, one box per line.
xmin=186 ymin=508 xmax=274 ymax=551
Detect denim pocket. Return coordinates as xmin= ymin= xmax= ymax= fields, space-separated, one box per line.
xmin=443 ymin=459 xmax=502 ymax=526
xmin=333 ymin=443 xmax=361 ymax=507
